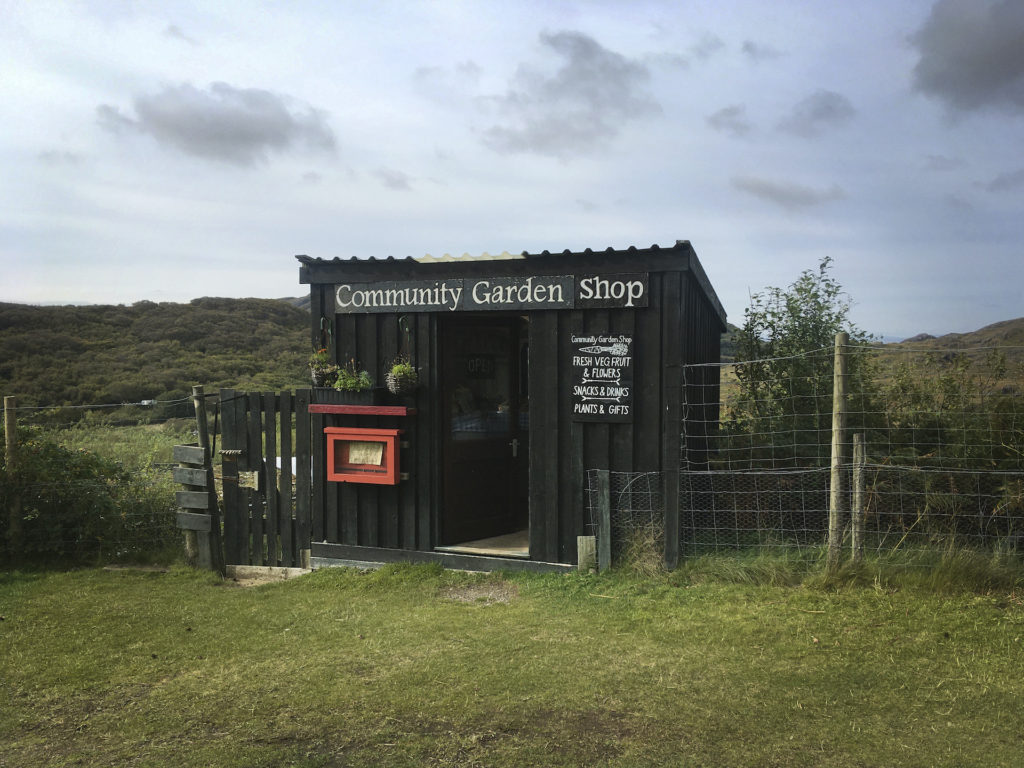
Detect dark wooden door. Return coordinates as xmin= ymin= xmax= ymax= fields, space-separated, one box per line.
xmin=441 ymin=316 xmax=528 ymax=545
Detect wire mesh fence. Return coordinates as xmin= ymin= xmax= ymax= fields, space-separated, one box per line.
xmin=589 ymin=343 xmax=1024 ymax=565
xmin=3 ymin=396 xmax=193 ymax=565
xmin=584 ymin=470 xmax=665 ymax=562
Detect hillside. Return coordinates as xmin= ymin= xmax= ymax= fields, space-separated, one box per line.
xmin=2 ymin=294 xmax=1019 ymax=416
xmin=0 ymin=298 xmax=309 ymax=411
xmin=892 ymin=317 xmax=1024 ymax=354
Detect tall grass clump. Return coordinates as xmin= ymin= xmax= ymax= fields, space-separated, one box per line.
xmin=674 ymin=547 xmax=823 ymax=587
xmin=809 ymin=544 xmax=1024 ymax=594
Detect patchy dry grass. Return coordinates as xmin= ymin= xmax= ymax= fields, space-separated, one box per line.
xmin=2 ymin=563 xmax=1023 ymax=767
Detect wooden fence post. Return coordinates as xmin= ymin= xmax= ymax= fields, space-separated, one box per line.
xmin=577 ymin=535 xmax=596 ymax=571
xmin=172 ymin=386 xmax=224 ymax=574
xmin=597 ymin=469 xmax=612 ymax=572
xmin=851 ymin=433 xmax=865 ymax=564
xmin=827 ymin=332 xmax=849 ymax=571
xmin=4 ymin=396 xmax=22 ymax=557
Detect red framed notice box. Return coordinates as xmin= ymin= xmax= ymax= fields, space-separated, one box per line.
xmin=324 ymin=427 xmax=402 ymax=485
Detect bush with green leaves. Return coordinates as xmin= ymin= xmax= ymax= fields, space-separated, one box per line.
xmin=1 ymin=426 xmax=179 ymax=565
xmin=724 ymin=256 xmax=879 ymax=468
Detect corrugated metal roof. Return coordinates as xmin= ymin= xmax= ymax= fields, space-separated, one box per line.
xmin=295 ymin=241 xmax=690 ymax=266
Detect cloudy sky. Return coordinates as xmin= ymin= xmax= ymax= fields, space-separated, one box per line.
xmin=3 ymin=0 xmax=1023 ymax=338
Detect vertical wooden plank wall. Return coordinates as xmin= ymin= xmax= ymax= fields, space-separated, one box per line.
xmin=415 ymin=313 xmax=435 ymax=551
xmin=220 ymin=388 xmax=247 ymax=565
xmin=661 ymin=271 xmax=684 ymax=569
xmin=263 ymin=393 xmax=279 ymax=565
xmin=319 ymin=308 xmax=433 ymax=553
xmin=528 ymin=310 xmax=557 ymax=562
xmin=279 ymin=391 xmax=294 ymax=568
xmin=559 ymin=309 xmax=585 ymax=564
xmin=219 ymin=389 xmax=313 ymax=568
xmin=378 ymin=314 xmax=400 ymax=549
xmin=247 ymin=393 xmax=264 ymax=565
xmin=528 ymin=272 xmax=685 ymax=564
xmin=295 ymin=389 xmax=312 ymax=563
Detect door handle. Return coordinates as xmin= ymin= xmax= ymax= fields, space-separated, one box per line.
xmin=510 ymin=438 xmax=519 ymax=458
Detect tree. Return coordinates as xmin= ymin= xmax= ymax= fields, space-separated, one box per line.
xmin=725 ymin=257 xmax=875 ymax=469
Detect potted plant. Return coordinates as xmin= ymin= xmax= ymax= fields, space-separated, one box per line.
xmin=385 ymin=355 xmax=418 ymax=395
xmin=309 ymin=348 xmax=338 ymax=388
xmin=333 ymin=359 xmax=377 ymax=404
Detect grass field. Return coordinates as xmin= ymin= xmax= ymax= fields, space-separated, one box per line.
xmin=2 ymin=563 xmax=1023 ymax=767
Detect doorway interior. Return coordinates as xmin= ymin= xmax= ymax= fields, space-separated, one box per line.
xmin=437 ymin=315 xmax=529 ymax=558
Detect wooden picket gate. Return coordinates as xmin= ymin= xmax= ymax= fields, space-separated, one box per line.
xmin=219 ymin=389 xmax=313 ymax=568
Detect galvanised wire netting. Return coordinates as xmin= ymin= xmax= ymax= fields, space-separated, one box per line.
xmin=584 ymin=469 xmax=664 ymax=561
xmin=588 ymin=344 xmax=1024 ymax=562
xmin=682 ymin=343 xmax=1024 ymax=556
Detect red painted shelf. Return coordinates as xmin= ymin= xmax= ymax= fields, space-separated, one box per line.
xmin=308 ymin=404 xmax=416 ymax=416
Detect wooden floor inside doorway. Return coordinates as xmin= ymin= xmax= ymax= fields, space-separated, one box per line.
xmin=435 ymin=530 xmax=529 ymax=559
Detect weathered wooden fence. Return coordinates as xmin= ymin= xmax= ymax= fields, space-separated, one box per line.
xmin=219 ymin=389 xmax=312 ymax=568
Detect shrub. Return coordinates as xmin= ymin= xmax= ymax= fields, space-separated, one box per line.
xmin=1 ymin=427 xmax=179 ymax=565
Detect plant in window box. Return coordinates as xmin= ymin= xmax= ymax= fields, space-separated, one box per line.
xmin=332 ymin=359 xmax=377 ymax=404
xmin=385 ymin=356 xmax=418 ymax=395
xmin=309 ymin=348 xmax=338 ymax=388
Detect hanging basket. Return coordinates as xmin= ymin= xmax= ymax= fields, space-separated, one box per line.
xmin=311 ymin=366 xmax=338 ymax=388
xmin=385 ymin=370 xmax=418 ymax=395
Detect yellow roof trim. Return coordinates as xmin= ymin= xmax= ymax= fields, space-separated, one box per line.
xmin=415 ymin=251 xmax=524 ymax=263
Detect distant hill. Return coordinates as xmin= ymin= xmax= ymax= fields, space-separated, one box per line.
xmin=3 ymin=292 xmax=1019 ymax=415
xmin=891 ymin=317 xmax=1024 ymax=351
xmin=0 ymin=298 xmax=309 ymax=410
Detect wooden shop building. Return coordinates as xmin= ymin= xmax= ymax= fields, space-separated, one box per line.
xmin=297 ymin=241 xmax=726 ymax=571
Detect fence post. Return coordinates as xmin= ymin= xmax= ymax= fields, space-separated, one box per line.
xmin=597 ymin=469 xmax=611 ymax=572
xmin=851 ymin=433 xmax=865 ymax=564
xmin=192 ymin=387 xmax=225 ymax=573
xmin=4 ymin=396 xmax=22 ymax=557
xmin=827 ymin=332 xmax=849 ymax=571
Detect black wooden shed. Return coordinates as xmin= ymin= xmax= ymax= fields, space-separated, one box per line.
xmin=297 ymin=241 xmax=726 ymax=571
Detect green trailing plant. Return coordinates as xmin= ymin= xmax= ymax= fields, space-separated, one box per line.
xmin=385 ymin=355 xmax=418 ymax=394
xmin=334 ymin=359 xmax=373 ymax=392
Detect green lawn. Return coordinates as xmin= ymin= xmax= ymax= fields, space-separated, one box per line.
xmin=1 ymin=564 xmax=1022 ymax=767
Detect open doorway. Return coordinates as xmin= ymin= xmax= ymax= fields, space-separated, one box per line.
xmin=438 ymin=315 xmax=529 ymax=557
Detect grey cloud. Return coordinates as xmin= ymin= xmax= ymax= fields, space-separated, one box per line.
xmin=742 ymin=40 xmax=782 ymax=62
xmin=646 ymin=52 xmax=690 ymax=69
xmin=733 ymin=176 xmax=845 ymax=210
xmin=96 ymin=104 xmax=136 ymax=134
xmin=414 ymin=60 xmax=481 ymax=103
xmin=983 ymin=167 xmax=1024 ymax=192
xmin=165 ymin=25 xmax=198 ymax=45
xmin=37 ymin=150 xmax=83 ymax=166
xmin=374 ymin=167 xmax=413 ymax=190
xmin=575 ymin=198 xmax=598 ymax=212
xmin=707 ymin=105 xmax=752 ymax=137
xmin=482 ymin=31 xmax=659 ymax=157
xmin=456 ymin=61 xmax=481 ymax=79
xmin=944 ymin=193 xmax=974 ymax=211
xmin=778 ymin=89 xmax=855 ymax=137
xmin=911 ymin=0 xmax=1024 ymax=114
xmin=301 ymin=171 xmax=323 ymax=185
xmin=924 ymin=154 xmax=964 ymax=171
xmin=97 ymin=82 xmax=336 ymax=166
xmin=691 ymin=34 xmax=725 ymax=60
